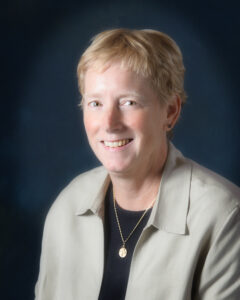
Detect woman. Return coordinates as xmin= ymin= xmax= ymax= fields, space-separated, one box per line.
xmin=35 ymin=29 xmax=240 ymax=299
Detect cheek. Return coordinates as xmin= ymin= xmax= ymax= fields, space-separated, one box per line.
xmin=128 ymin=112 xmax=164 ymax=135
xmin=126 ymin=112 xmax=149 ymax=131
xmin=137 ymin=113 xmax=167 ymax=144
xmin=83 ymin=114 xmax=97 ymax=139
xmin=84 ymin=111 xmax=96 ymax=128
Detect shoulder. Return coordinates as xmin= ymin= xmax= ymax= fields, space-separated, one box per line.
xmin=186 ymin=158 xmax=240 ymax=235
xmin=189 ymin=159 xmax=239 ymax=206
xmin=168 ymin=143 xmax=239 ymax=210
xmin=168 ymin=143 xmax=239 ymax=235
xmin=44 ymin=166 xmax=108 ymax=224
xmin=60 ymin=165 xmax=108 ymax=197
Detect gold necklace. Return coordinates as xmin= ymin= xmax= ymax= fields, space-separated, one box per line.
xmin=113 ymin=192 xmax=155 ymax=258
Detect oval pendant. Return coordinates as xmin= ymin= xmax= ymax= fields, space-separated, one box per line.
xmin=119 ymin=247 xmax=127 ymax=258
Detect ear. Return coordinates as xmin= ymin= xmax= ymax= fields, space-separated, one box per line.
xmin=165 ymin=95 xmax=182 ymax=131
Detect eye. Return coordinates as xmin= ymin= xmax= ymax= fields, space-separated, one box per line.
xmin=122 ymin=100 xmax=136 ymax=106
xmin=88 ymin=101 xmax=101 ymax=107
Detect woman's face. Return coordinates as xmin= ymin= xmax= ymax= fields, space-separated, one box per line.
xmin=82 ymin=62 xmax=177 ymax=178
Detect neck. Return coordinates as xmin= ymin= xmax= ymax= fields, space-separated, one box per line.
xmin=110 ymin=148 xmax=168 ymax=211
xmin=111 ymin=175 xmax=161 ymax=211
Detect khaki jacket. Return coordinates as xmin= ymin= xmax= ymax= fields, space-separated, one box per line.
xmin=35 ymin=144 xmax=240 ymax=300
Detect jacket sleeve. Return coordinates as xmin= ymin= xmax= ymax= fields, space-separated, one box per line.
xmin=33 ymin=204 xmax=59 ymax=300
xmin=196 ymin=206 xmax=240 ymax=300
xmin=34 ymin=216 xmax=49 ymax=300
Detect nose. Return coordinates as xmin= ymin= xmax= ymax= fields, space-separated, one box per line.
xmin=103 ymin=105 xmax=124 ymax=133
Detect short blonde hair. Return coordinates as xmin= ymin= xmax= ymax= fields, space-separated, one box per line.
xmin=77 ymin=28 xmax=186 ymax=105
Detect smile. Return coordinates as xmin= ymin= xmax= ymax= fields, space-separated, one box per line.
xmin=103 ymin=139 xmax=132 ymax=148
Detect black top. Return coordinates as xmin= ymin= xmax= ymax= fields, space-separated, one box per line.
xmin=98 ymin=186 xmax=152 ymax=300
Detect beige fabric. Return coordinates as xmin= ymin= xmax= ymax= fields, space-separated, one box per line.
xmin=35 ymin=144 xmax=240 ymax=300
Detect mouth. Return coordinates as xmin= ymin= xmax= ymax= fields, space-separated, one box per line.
xmin=102 ymin=139 xmax=133 ymax=148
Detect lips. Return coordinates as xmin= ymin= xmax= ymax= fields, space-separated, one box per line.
xmin=103 ymin=139 xmax=132 ymax=148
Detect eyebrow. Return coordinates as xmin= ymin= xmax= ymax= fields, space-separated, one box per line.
xmin=83 ymin=91 xmax=143 ymax=99
xmin=118 ymin=92 xmax=142 ymax=98
xmin=82 ymin=93 xmax=102 ymax=99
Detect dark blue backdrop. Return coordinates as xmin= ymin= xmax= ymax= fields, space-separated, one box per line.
xmin=1 ymin=0 xmax=240 ymax=299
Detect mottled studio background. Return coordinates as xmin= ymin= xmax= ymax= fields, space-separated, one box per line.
xmin=1 ymin=0 xmax=240 ymax=299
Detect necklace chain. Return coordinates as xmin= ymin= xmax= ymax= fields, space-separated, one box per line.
xmin=113 ymin=190 xmax=155 ymax=258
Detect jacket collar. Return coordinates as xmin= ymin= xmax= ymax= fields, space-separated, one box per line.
xmin=76 ymin=143 xmax=192 ymax=235
xmin=148 ymin=143 xmax=191 ymax=235
xmin=75 ymin=168 xmax=110 ymax=217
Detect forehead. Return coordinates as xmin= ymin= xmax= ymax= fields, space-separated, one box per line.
xmin=84 ymin=62 xmax=151 ymax=94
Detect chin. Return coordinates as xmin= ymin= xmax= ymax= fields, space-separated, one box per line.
xmin=103 ymin=161 xmax=131 ymax=175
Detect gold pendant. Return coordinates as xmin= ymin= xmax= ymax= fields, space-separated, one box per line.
xmin=119 ymin=246 xmax=127 ymax=258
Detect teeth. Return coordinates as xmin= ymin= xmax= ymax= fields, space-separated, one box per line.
xmin=104 ymin=139 xmax=130 ymax=148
